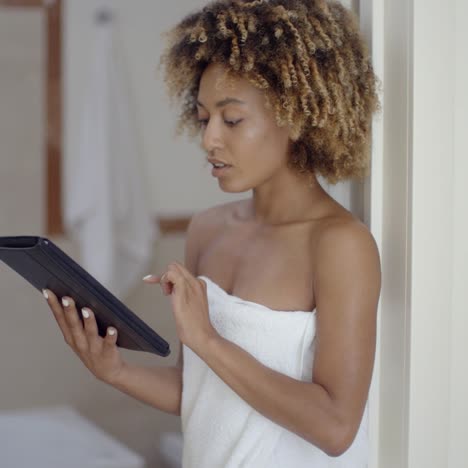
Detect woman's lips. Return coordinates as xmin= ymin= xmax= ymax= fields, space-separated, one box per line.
xmin=211 ymin=165 xmax=233 ymax=177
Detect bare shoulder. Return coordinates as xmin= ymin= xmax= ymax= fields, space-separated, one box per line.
xmin=313 ymin=216 xmax=382 ymax=306
xmin=316 ymin=216 xmax=380 ymax=258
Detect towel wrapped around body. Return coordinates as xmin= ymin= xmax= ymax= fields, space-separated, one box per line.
xmin=181 ymin=275 xmax=369 ymax=468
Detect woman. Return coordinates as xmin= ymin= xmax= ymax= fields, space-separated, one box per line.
xmin=44 ymin=0 xmax=381 ymax=466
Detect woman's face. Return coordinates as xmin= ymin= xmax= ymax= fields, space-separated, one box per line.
xmin=197 ymin=63 xmax=292 ymax=192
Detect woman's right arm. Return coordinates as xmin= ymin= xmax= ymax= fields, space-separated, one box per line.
xmin=107 ymin=360 xmax=183 ymax=415
xmin=108 ymin=340 xmax=185 ymax=416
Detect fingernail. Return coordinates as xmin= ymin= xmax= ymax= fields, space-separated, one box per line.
xmin=108 ymin=328 xmax=116 ymax=336
xmin=143 ymin=275 xmax=153 ymax=280
xmin=43 ymin=289 xmax=49 ymax=300
xmin=62 ymin=298 xmax=70 ymax=307
xmin=81 ymin=308 xmax=90 ymax=319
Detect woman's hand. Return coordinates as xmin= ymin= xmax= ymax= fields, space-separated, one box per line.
xmin=143 ymin=262 xmax=218 ymax=356
xmin=43 ymin=289 xmax=127 ymax=386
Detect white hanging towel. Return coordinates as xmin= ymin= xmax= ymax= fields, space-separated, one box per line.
xmin=64 ymin=9 xmax=159 ymax=300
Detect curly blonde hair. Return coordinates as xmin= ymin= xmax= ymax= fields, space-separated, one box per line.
xmin=159 ymin=0 xmax=380 ymax=184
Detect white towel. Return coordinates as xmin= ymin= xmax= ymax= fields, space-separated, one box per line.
xmin=181 ymin=275 xmax=369 ymax=467
xmin=64 ymin=9 xmax=158 ymax=300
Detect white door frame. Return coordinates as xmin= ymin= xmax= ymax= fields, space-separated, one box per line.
xmin=360 ymin=0 xmax=415 ymax=465
xmin=360 ymin=0 xmax=463 ymax=467
xmin=359 ymin=0 xmax=387 ymax=466
xmin=361 ymin=0 xmax=415 ymax=465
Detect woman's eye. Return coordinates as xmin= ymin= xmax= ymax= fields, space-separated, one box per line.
xmin=197 ymin=118 xmax=243 ymax=128
xmin=225 ymin=119 xmax=242 ymax=127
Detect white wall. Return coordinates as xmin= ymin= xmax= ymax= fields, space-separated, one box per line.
xmin=448 ymin=0 xmax=468 ymax=466
xmin=408 ymin=0 xmax=455 ymax=464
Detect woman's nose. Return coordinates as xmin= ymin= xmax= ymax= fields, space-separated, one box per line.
xmin=201 ymin=118 xmax=222 ymax=153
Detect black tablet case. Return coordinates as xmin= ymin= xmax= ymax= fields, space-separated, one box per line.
xmin=0 ymin=236 xmax=170 ymax=357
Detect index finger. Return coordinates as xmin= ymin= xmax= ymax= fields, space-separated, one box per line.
xmin=170 ymin=262 xmax=200 ymax=292
xmin=170 ymin=262 xmax=194 ymax=282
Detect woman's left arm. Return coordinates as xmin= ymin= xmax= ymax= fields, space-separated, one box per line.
xmin=157 ymin=221 xmax=381 ymax=457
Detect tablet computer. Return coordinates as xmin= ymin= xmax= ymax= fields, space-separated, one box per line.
xmin=0 ymin=236 xmax=170 ymax=357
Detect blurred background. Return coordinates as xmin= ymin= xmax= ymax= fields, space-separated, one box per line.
xmin=0 ymin=0 xmax=466 ymax=467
